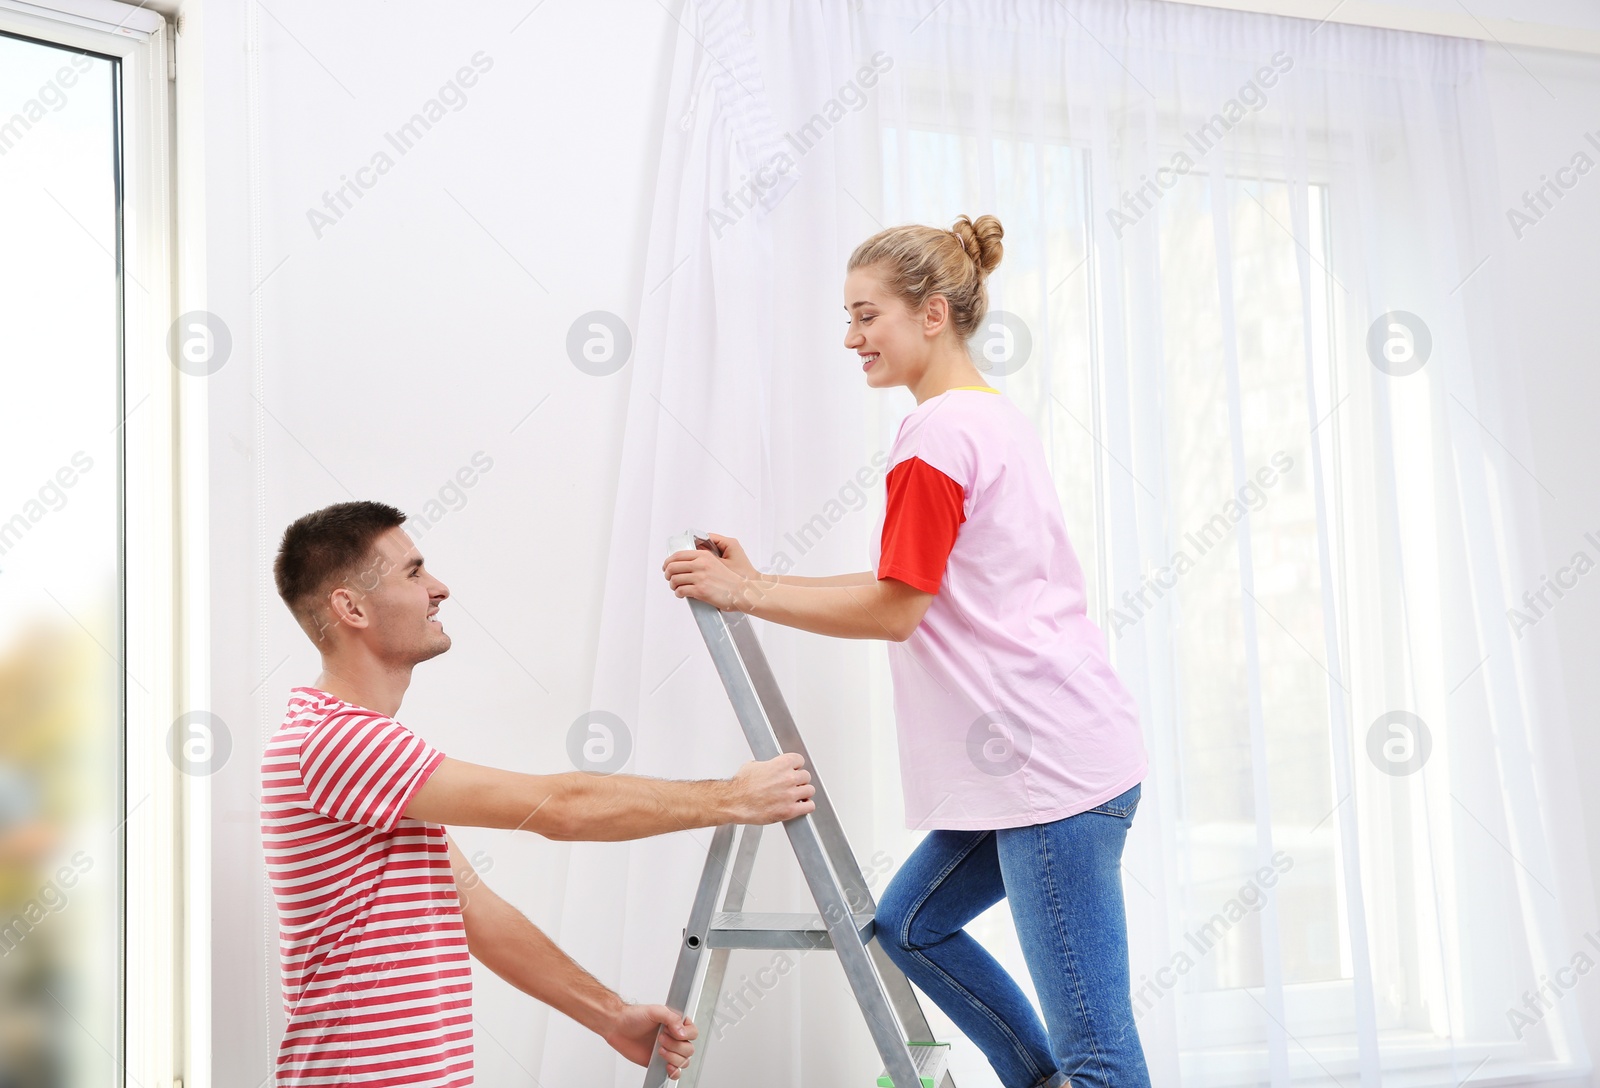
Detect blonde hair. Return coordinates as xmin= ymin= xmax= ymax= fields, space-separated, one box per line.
xmin=846 ymin=214 xmax=1004 ymax=339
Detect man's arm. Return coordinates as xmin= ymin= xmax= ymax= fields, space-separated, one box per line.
xmin=405 ymin=753 xmax=814 ymax=839
xmin=447 ymin=838 xmax=697 ymax=1078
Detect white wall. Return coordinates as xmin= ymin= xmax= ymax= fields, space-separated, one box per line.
xmin=190 ymin=1 xmax=684 ymax=1082
xmin=182 ymin=0 xmax=1600 ymax=1084
xmin=1479 ymin=41 xmax=1600 ymax=1082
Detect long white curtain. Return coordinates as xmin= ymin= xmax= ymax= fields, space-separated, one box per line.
xmin=544 ymin=2 xmax=1593 ymax=1085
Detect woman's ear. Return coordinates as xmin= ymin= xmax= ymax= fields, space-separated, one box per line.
xmin=923 ymin=293 xmax=951 ymax=337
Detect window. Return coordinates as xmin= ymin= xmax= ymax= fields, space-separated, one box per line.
xmin=0 ymin=4 xmax=182 ymax=1085
xmin=0 ymin=30 xmax=124 ymax=1084
xmin=869 ymin=98 xmax=1555 ymax=1082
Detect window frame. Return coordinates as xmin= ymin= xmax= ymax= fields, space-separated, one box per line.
xmin=0 ymin=3 xmax=195 ymax=1086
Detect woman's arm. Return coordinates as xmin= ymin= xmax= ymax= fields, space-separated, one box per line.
xmin=664 ymin=533 xmax=932 ymax=640
xmin=689 ymin=533 xmax=875 ymax=588
xmin=768 ymin=571 xmax=878 ymax=587
xmin=743 ymin=576 xmax=933 ymax=640
xmin=663 ymin=551 xmax=934 ymax=641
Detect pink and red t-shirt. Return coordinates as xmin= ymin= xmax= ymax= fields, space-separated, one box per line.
xmin=261 ymin=688 xmax=471 ymax=1086
xmin=870 ymin=387 xmax=1148 ymax=830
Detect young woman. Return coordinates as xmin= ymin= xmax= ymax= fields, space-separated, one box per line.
xmin=662 ymin=215 xmax=1151 ymax=1088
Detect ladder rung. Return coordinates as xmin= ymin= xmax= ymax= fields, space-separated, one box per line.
xmin=704 ymin=910 xmax=875 ymax=950
xmin=877 ymin=1040 xmax=951 ymax=1087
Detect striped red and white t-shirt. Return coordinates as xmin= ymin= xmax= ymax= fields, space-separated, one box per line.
xmin=261 ymin=687 xmax=471 ymax=1086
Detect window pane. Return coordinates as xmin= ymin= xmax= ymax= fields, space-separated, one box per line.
xmin=1156 ymin=174 xmax=1343 ymax=992
xmin=879 ymin=120 xmax=1350 ymax=1018
xmin=0 ymin=31 xmax=122 ymax=1087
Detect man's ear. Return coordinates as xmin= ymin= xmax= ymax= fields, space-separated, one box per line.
xmin=327 ymin=585 xmax=371 ymax=630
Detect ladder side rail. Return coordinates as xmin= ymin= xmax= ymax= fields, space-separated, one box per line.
xmin=691 ymin=601 xmax=923 ymax=1088
xmin=723 ymin=611 xmax=882 ymax=911
xmin=780 ymin=799 xmax=925 ymax=1088
xmin=642 ymin=822 xmax=738 ymax=1088
xmin=724 ymin=610 xmax=945 ymax=1048
xmin=675 ymin=823 xmax=763 ymax=1088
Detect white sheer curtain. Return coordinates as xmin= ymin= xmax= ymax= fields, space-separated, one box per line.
xmin=546 ymin=1 xmax=1592 ymax=1085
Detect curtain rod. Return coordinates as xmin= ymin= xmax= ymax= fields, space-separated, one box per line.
xmin=1165 ymin=0 xmax=1600 ymax=56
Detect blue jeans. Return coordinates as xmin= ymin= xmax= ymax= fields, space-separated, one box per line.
xmin=875 ymin=783 xmax=1150 ymax=1088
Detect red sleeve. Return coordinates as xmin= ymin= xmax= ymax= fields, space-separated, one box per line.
xmin=877 ymin=456 xmax=966 ymax=593
xmin=300 ymin=711 xmax=446 ymax=831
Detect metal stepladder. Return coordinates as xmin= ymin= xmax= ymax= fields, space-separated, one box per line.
xmin=643 ymin=536 xmax=956 ymax=1088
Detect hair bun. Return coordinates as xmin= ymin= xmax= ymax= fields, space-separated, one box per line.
xmin=952 ymin=214 xmax=1004 ymax=276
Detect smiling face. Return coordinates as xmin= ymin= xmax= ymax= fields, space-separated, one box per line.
xmin=324 ymin=525 xmax=452 ymax=666
xmin=843 ymin=263 xmax=951 ymax=391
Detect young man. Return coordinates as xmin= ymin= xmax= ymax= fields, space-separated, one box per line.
xmin=263 ymin=501 xmax=816 ymax=1087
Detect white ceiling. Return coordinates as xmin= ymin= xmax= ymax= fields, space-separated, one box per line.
xmin=1163 ymin=0 xmax=1600 ymax=52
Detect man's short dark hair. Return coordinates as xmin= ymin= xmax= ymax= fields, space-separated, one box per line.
xmin=273 ymin=501 xmax=407 ymax=630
